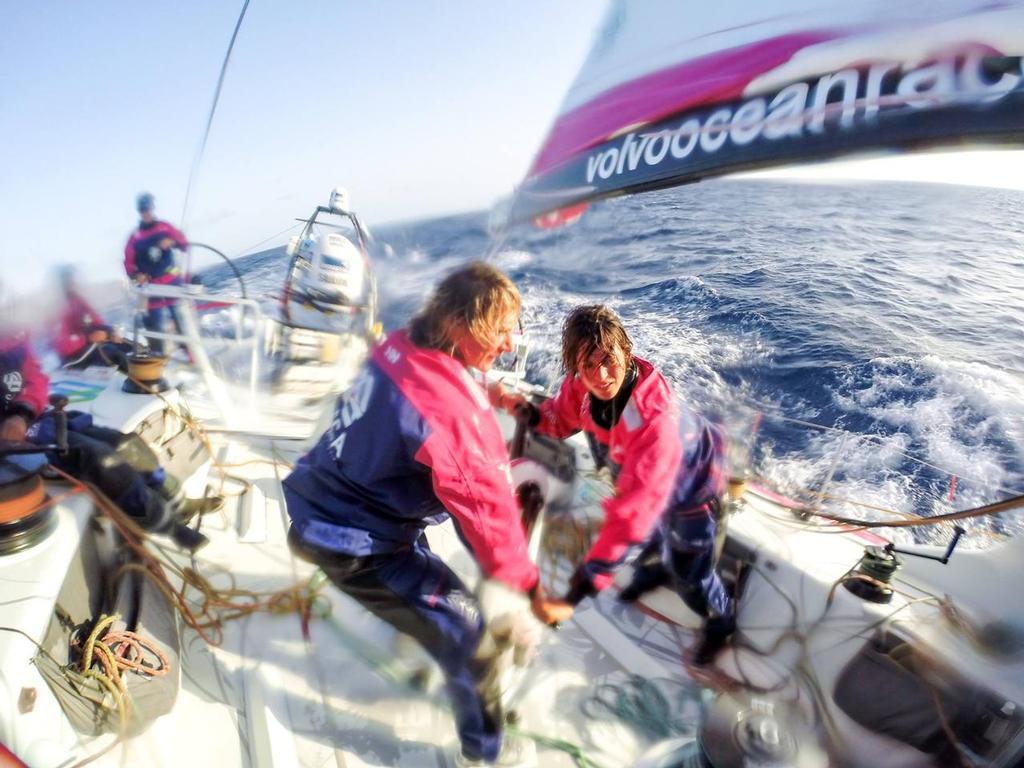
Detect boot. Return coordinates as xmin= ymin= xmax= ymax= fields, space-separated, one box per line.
xmin=690 ymin=615 xmax=736 ymax=667
xmin=617 ymin=562 xmax=670 ymax=603
xmin=176 ymin=494 xmax=225 ymax=522
xmin=454 ymin=732 xmax=536 ymax=767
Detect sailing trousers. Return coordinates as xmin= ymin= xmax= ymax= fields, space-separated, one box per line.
xmin=287 ymin=529 xmax=503 ymax=762
xmin=142 ymin=304 xmax=185 ymax=356
xmin=63 ymin=341 xmax=132 ymax=373
xmin=628 ymin=505 xmax=734 ymax=629
xmin=30 ymin=414 xmax=172 ymax=531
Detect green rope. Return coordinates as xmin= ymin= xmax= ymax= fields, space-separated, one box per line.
xmin=507 ymin=725 xmax=610 ymax=768
xmin=581 ymin=674 xmax=699 ymax=742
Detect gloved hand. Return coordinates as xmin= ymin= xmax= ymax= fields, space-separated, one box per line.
xmin=564 ymin=566 xmax=599 ymax=606
xmin=478 ymin=579 xmax=543 ymax=667
xmin=487 ymin=382 xmax=541 ymax=427
xmin=514 ymin=400 xmax=541 ymax=428
xmin=529 ymin=582 xmax=574 ymax=626
xmin=170 ymin=522 xmax=209 ymax=553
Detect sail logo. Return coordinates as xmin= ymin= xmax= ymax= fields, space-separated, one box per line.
xmin=584 ymin=53 xmax=1023 ymax=185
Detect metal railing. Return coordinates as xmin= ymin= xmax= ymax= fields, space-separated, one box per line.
xmin=131 ymin=283 xmax=265 ymax=422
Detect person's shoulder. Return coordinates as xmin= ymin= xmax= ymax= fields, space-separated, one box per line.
xmin=630 ymin=357 xmax=676 ymax=415
xmin=375 ymin=330 xmax=486 ymax=408
xmin=0 ymin=333 xmax=31 ymax=355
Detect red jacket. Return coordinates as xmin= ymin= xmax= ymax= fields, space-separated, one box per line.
xmin=124 ymin=219 xmax=188 ymax=309
xmin=53 ymin=291 xmax=106 ymax=359
xmin=285 ymin=330 xmax=539 ymax=592
xmin=536 ymin=357 xmax=683 ymax=589
xmin=0 ymin=335 xmax=49 ymax=421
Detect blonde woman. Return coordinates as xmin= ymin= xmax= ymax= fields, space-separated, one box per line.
xmin=284 ymin=262 xmax=570 ymax=767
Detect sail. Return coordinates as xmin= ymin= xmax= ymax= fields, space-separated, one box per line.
xmin=510 ymin=0 xmax=1024 ymax=225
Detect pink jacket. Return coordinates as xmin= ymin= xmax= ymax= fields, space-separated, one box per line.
xmin=536 ymin=357 xmax=683 ymax=589
xmin=0 ymin=335 xmax=49 ymax=420
xmin=53 ymin=291 xmax=106 ymax=359
xmin=285 ymin=330 xmax=540 ymax=593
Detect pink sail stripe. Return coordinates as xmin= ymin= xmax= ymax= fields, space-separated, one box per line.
xmin=529 ymin=31 xmax=838 ymax=176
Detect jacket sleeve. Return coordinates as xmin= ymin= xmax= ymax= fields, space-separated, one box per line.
xmin=124 ymin=233 xmax=138 ymax=278
xmin=584 ymin=407 xmax=683 ymax=589
xmin=419 ymin=435 xmax=539 ymax=593
xmin=535 ymin=376 xmax=585 ymax=439
xmin=77 ymin=293 xmax=105 ymax=328
xmin=54 ymin=295 xmax=105 ymax=359
xmin=53 ymin=311 xmax=84 ymax=359
xmin=162 ymin=222 xmax=189 ymax=252
xmin=13 ymin=344 xmax=49 ymax=419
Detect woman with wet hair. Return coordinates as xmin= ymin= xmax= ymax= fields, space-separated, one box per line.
xmin=284 ymin=261 xmax=571 ymax=767
xmin=503 ymin=304 xmax=733 ymax=666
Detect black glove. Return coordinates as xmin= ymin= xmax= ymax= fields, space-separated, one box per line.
xmin=564 ymin=566 xmax=598 ymax=606
xmin=514 ymin=401 xmax=541 ymax=428
xmin=171 ymin=522 xmax=209 ymax=553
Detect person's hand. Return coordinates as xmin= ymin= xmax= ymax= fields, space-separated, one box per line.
xmin=479 ymin=579 xmax=543 ymax=667
xmin=158 ymin=237 xmax=176 ymax=250
xmin=133 ymin=273 xmax=150 ymax=285
xmin=530 ymin=583 xmax=575 ymax=626
xmin=501 ymin=391 xmax=529 ymax=413
xmin=488 ymin=381 xmax=524 ymax=412
xmin=0 ymin=415 xmax=29 ymax=442
xmin=110 ymin=329 xmax=123 ymax=343
xmin=564 ymin=566 xmax=599 ymax=606
xmin=531 ymin=595 xmax=574 ymax=626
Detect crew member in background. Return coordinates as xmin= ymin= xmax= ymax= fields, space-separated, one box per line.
xmin=124 ymin=192 xmax=188 ymax=356
xmin=497 ymin=304 xmax=734 ymax=666
xmin=53 ymin=265 xmax=131 ymax=372
xmin=0 ymin=332 xmax=48 ymax=442
xmin=283 ymin=262 xmax=572 ymax=768
xmin=1 ymin=326 xmax=208 ymax=552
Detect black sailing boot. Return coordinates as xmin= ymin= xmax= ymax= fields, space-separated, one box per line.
xmin=617 ymin=561 xmax=671 ymax=603
xmin=690 ymin=615 xmax=736 ymax=667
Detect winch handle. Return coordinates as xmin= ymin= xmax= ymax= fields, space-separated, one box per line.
xmin=885 ymin=525 xmax=966 ymax=565
xmin=48 ymin=394 xmax=70 ymax=455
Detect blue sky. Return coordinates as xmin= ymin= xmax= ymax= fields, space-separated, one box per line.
xmin=2 ymin=2 xmax=1022 ymax=296
xmin=0 ymin=1 xmax=607 ymax=293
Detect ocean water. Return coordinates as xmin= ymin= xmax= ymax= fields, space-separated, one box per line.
xmin=202 ymin=179 xmax=1024 ymax=542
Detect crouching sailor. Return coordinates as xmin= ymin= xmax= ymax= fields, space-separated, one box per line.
xmin=0 ymin=331 xmax=48 ymax=442
xmin=52 ymin=265 xmax=132 ymax=372
xmin=1 ymin=329 xmax=209 ymax=552
xmin=499 ymin=305 xmax=734 ymax=666
xmin=283 ymin=262 xmax=572 ymax=767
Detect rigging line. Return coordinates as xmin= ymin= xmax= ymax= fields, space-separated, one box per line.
xmin=234 ymin=221 xmax=303 ymax=258
xmin=180 ymin=0 xmax=252 ymax=231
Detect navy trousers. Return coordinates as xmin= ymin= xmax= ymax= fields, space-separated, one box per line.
xmin=29 ymin=412 xmax=170 ymax=530
xmin=288 ymin=529 xmax=502 ymax=762
xmin=629 ymin=504 xmax=734 ymax=628
xmin=142 ymin=304 xmax=184 ymax=356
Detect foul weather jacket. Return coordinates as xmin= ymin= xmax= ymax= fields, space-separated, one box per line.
xmin=124 ymin=219 xmax=188 ymax=309
xmin=283 ymin=330 xmax=539 ymax=593
xmin=53 ymin=291 xmax=107 ymax=360
xmin=0 ymin=336 xmax=48 ymax=422
xmin=536 ymin=356 xmax=727 ymax=591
